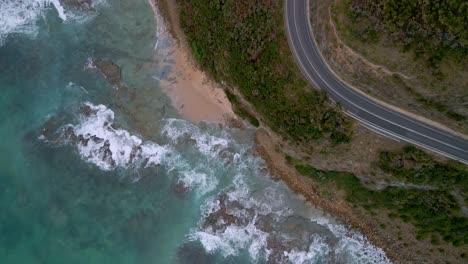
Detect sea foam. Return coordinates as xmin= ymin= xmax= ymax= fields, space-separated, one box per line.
xmin=41 ymin=101 xmax=392 ymax=263
xmin=62 ymin=102 xmax=173 ymax=171
xmin=43 ymin=102 xmax=227 ymax=195
xmin=162 ymin=118 xmax=230 ymax=159
xmin=0 ymin=0 xmax=106 ymax=46
xmin=192 ymin=172 xmax=392 ymax=264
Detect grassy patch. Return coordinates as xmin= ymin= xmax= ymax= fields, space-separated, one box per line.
xmin=178 ymin=0 xmax=352 ymax=144
xmin=345 ymin=0 xmax=468 ymax=67
xmin=333 ymin=0 xmax=467 ymax=123
xmin=378 ymin=145 xmax=468 ymax=193
xmin=392 ymin=75 xmax=465 ymax=122
xmin=289 ymin=148 xmax=468 ymax=246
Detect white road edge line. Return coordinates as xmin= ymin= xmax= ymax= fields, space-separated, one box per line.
xmin=284 ymin=0 xmax=468 ymax=164
xmin=301 ymin=0 xmax=468 ymax=144
xmin=289 ymin=0 xmax=467 ymax=154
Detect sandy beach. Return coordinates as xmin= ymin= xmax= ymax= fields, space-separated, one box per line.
xmin=150 ymin=0 xmax=235 ymax=124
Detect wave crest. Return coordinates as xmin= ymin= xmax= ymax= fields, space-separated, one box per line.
xmin=0 ymin=0 xmax=106 ymax=46
xmin=40 ymin=102 xmax=230 ymax=195
xmin=61 ymin=102 xmax=172 ymax=171
xmin=192 ymin=175 xmax=392 ymax=263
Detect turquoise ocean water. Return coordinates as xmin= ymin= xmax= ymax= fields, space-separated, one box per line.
xmin=0 ymin=1 xmax=391 ymax=263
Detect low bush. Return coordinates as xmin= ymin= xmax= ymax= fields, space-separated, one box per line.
xmin=179 ymin=0 xmax=352 ymax=144
xmin=290 ymin=150 xmax=468 ymax=246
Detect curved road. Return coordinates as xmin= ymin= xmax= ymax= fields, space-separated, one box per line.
xmin=285 ymin=0 xmax=468 ymax=164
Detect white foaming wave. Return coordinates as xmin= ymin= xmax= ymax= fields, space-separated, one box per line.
xmin=49 ymin=102 xmax=221 ymax=195
xmin=0 ymin=0 xmax=106 ymax=46
xmin=311 ymin=217 xmax=391 ymax=264
xmin=227 ymin=175 xmax=289 ymax=217
xmin=193 ymin=171 xmax=391 ymax=263
xmin=284 ymin=236 xmax=331 ymax=264
xmin=191 ymin=175 xmax=282 ymax=261
xmin=84 ymin=57 xmax=97 ymax=70
xmin=200 ymin=197 xmax=221 ymax=219
xmin=50 ymin=0 xmax=67 ymax=21
xmin=60 ymin=0 xmax=108 ymax=24
xmin=64 ymin=102 xmax=172 ymax=171
xmin=0 ymin=0 xmax=52 ymax=45
xmin=191 ymin=221 xmax=269 ymax=260
xmin=178 ymin=167 xmax=219 ymax=196
xmin=141 ymin=142 xmax=172 ymax=167
xmin=335 ymin=231 xmax=390 ymax=264
xmin=162 ymin=118 xmax=230 ymax=158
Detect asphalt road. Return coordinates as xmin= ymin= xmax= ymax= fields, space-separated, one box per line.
xmin=285 ymin=0 xmax=468 ymax=164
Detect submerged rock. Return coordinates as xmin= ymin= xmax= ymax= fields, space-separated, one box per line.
xmin=40 ymin=116 xmax=61 ymax=140
xmin=80 ymin=103 xmax=95 ymax=117
xmin=173 ymin=182 xmax=188 ymax=195
xmin=93 ymin=59 xmax=121 ymax=85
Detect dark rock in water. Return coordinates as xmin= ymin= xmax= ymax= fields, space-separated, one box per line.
xmin=99 ymin=140 xmax=115 ymax=167
xmin=176 ymin=242 xmax=214 ymax=264
xmin=255 ymin=215 xmax=274 ymax=233
xmin=93 ymin=59 xmax=121 ymax=85
xmin=63 ymin=126 xmax=78 ymax=143
xmin=201 ymin=194 xmax=257 ymax=233
xmin=266 ymin=236 xmax=289 ymax=264
xmin=198 ymin=192 xmax=341 ymax=263
xmin=218 ymin=149 xmax=235 ymax=164
xmin=89 ymin=135 xmax=103 ymax=144
xmin=173 ymin=182 xmax=188 ymax=194
xmin=129 ymin=146 xmax=142 ymax=164
xmin=202 ymin=196 xmax=238 ymax=232
xmin=80 ymin=104 xmax=95 ymax=117
xmin=77 ymin=135 xmax=90 ymax=147
xmin=39 ymin=115 xmax=64 ymax=141
xmin=177 ymin=134 xmax=197 ymax=146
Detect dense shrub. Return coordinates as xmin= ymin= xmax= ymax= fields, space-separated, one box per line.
xmin=378 ymin=145 xmax=468 ymax=194
xmin=290 ymin=147 xmax=468 ymax=246
xmin=347 ymin=0 xmax=468 ymax=65
xmin=179 ymin=0 xmax=352 ymax=144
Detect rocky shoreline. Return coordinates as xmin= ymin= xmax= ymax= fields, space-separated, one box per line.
xmin=156 ymin=0 xmax=402 ymax=262
xmin=253 ymin=128 xmax=404 ymax=263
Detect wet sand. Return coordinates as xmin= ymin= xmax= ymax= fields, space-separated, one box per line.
xmin=150 ymin=0 xmax=235 ymax=124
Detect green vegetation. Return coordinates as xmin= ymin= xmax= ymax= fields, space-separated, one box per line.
xmin=392 ymin=75 xmax=465 ymax=121
xmin=225 ymin=90 xmax=260 ymax=127
xmin=347 ymin=0 xmax=468 ymax=66
xmin=179 ymin=0 xmax=352 ymax=144
xmin=378 ymin=145 xmax=468 ymax=194
xmin=289 ymin=147 xmax=468 ymax=246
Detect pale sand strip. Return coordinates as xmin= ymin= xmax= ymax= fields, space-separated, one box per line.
xmin=149 ymin=0 xmax=235 ymax=124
